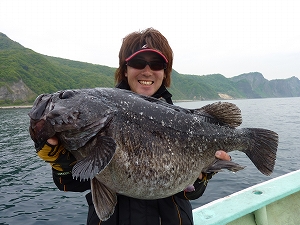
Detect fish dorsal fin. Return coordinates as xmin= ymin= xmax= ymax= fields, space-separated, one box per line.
xmin=193 ymin=102 xmax=242 ymax=128
xmin=91 ymin=178 xmax=117 ymax=221
xmin=72 ymin=136 xmax=116 ymax=180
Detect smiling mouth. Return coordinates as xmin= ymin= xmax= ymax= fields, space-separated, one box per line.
xmin=139 ymin=80 xmax=154 ymax=85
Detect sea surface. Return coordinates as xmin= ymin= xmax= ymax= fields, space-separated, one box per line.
xmin=0 ymin=97 xmax=299 ymax=225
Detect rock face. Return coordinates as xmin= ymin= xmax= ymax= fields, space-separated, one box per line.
xmin=0 ymin=80 xmax=35 ymax=102
xmin=218 ymin=93 xmax=234 ymax=99
xmin=230 ymin=72 xmax=300 ymax=98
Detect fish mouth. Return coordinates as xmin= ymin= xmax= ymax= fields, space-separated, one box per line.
xmin=138 ymin=80 xmax=154 ymax=86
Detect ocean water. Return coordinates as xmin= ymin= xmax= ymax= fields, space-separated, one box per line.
xmin=176 ymin=97 xmax=300 ymax=208
xmin=0 ymin=97 xmax=299 ymax=225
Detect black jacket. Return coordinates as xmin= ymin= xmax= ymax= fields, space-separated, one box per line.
xmin=52 ymin=82 xmax=208 ymax=225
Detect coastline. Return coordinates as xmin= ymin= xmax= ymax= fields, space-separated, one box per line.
xmin=0 ymin=105 xmax=32 ymax=109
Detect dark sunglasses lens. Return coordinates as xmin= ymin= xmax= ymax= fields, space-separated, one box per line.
xmin=150 ymin=62 xmax=166 ymax=71
xmin=127 ymin=59 xmax=146 ymax=69
xmin=127 ymin=59 xmax=167 ymax=71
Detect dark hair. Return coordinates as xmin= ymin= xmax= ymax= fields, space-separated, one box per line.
xmin=115 ymin=28 xmax=173 ymax=87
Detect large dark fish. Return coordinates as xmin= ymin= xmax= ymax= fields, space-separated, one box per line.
xmin=28 ymin=88 xmax=278 ymax=221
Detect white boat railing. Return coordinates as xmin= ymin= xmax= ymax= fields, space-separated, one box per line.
xmin=193 ymin=169 xmax=300 ymax=225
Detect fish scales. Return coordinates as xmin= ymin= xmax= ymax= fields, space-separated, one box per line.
xmin=28 ymin=87 xmax=278 ymax=221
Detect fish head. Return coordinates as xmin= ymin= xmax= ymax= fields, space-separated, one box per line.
xmin=29 ymin=93 xmax=56 ymax=150
xmin=28 ymin=89 xmax=115 ymax=150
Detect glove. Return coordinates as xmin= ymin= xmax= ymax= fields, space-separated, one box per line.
xmin=37 ymin=141 xmax=91 ymax=192
xmin=176 ymin=172 xmax=217 ymax=200
xmin=37 ymin=142 xmax=77 ymax=174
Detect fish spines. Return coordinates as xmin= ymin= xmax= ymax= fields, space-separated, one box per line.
xmin=195 ymin=102 xmax=242 ymax=128
xmin=243 ymin=128 xmax=278 ymax=176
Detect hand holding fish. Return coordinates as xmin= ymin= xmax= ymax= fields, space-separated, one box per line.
xmin=199 ymin=150 xmax=231 ymax=179
xmin=35 ymin=136 xmax=77 ymax=173
xmin=45 ymin=136 xmax=230 ymax=180
xmin=45 ymin=137 xmax=230 ymax=181
xmin=47 ymin=136 xmax=58 ymax=145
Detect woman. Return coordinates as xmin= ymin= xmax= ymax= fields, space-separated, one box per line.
xmin=36 ymin=28 xmax=231 ymax=225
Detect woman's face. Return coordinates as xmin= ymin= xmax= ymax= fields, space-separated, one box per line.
xmin=125 ymin=52 xmax=165 ymax=96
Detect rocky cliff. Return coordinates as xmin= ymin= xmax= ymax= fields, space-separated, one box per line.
xmin=0 ymin=80 xmax=35 ymax=104
xmin=230 ymin=72 xmax=300 ymax=98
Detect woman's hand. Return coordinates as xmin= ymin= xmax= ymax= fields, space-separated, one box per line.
xmin=215 ymin=150 xmax=231 ymax=161
xmin=47 ymin=136 xmax=58 ymax=145
xmin=198 ymin=150 xmax=231 ymax=179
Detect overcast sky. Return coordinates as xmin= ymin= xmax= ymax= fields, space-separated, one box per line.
xmin=1 ymin=0 xmax=299 ymax=80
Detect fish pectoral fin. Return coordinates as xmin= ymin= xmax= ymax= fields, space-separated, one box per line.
xmin=194 ymin=102 xmax=242 ymax=128
xmin=202 ymin=158 xmax=245 ymax=174
xmin=91 ymin=178 xmax=117 ymax=221
xmin=72 ymin=136 xmax=116 ymax=180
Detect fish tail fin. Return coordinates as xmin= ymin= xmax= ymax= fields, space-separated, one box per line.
xmin=243 ymin=128 xmax=278 ymax=175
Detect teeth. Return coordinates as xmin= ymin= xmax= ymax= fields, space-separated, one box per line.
xmin=139 ymin=80 xmax=153 ymax=85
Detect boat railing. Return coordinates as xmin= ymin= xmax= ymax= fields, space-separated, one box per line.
xmin=193 ymin=169 xmax=300 ymax=225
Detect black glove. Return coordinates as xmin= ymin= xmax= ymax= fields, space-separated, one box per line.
xmin=175 ymin=172 xmax=216 ymax=200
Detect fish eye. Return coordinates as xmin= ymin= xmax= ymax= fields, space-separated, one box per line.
xmin=60 ymin=90 xmax=75 ymax=99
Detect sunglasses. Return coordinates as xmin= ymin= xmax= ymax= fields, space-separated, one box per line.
xmin=126 ymin=59 xmax=167 ymax=71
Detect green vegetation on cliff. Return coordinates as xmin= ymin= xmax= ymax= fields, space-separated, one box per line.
xmin=1 ymin=32 xmax=300 ymax=106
